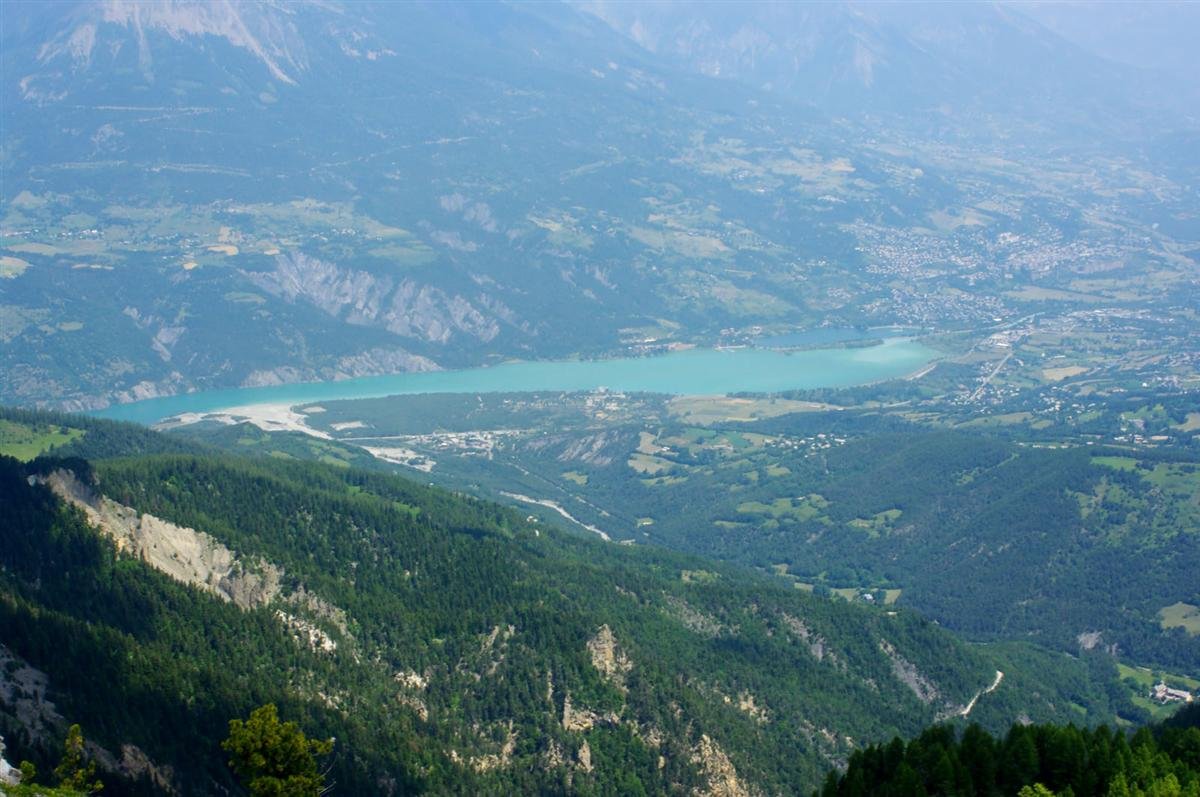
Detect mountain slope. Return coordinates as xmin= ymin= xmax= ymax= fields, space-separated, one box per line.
xmin=576 ymin=0 xmax=1198 ymax=132
xmin=3 ymin=1 xmax=1196 ymax=410
xmin=0 ymin=408 xmax=1139 ymax=794
xmin=255 ymin=390 xmax=1200 ymax=675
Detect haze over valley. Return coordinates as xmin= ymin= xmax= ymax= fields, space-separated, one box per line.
xmin=0 ymin=2 xmax=1198 ymax=795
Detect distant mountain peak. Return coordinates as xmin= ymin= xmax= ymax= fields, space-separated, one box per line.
xmin=98 ymin=0 xmax=309 ymax=84
xmin=22 ymin=0 xmax=315 ymax=101
xmin=572 ymin=0 xmax=1158 ymax=116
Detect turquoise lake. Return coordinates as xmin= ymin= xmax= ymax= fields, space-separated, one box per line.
xmin=95 ymin=337 xmax=937 ymax=425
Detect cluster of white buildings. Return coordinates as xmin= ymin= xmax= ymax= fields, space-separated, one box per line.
xmin=1152 ymin=682 xmax=1194 ymax=704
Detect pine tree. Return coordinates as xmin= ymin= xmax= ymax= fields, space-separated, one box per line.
xmin=53 ymin=724 xmax=102 ymax=794
xmin=222 ymin=705 xmax=333 ymax=797
xmin=1107 ymin=771 xmax=1132 ymax=797
xmin=1017 ymin=785 xmax=1056 ymax=797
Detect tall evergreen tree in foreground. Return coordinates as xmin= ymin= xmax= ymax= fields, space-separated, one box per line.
xmin=222 ymin=705 xmax=333 ymax=797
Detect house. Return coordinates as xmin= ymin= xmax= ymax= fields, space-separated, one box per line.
xmin=1151 ymin=682 xmax=1194 ymax=704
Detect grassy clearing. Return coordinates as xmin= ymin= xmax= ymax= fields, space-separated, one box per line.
xmin=1118 ymin=663 xmax=1153 ymax=691
xmin=640 ymin=475 xmax=687 ymax=487
xmin=666 ymin=427 xmax=717 ymax=446
xmin=1143 ymin=464 xmax=1200 ymax=496
xmin=6 ymin=241 xmax=60 ymax=255
xmin=636 ymin=431 xmax=662 ymax=455
xmin=0 ymin=420 xmax=85 ymax=461
xmin=959 ymin=412 xmax=1035 ymax=428
xmin=1092 ymin=458 xmax=1200 ymax=510
xmin=1042 ymin=365 xmax=1088 ymax=381
xmin=1159 ymin=602 xmax=1200 ymax=636
xmin=1117 ymin=662 xmax=1199 ymax=690
xmin=737 ymin=499 xmax=784 ymax=516
xmin=667 ymin=396 xmax=833 ymax=425
xmin=301 ymin=439 xmax=358 ymax=466
xmin=0 ymin=255 xmax=31 ymax=278
xmin=1128 ymin=693 xmax=1175 ymax=720
xmin=1005 ymin=286 xmax=1106 ymax=303
xmin=629 ymin=226 xmax=730 ymax=260
xmin=562 ymin=470 xmax=589 ymax=485
xmin=1123 ymin=404 xmax=1169 ymax=423
xmin=1177 ymin=412 xmax=1200 ymax=432
xmin=849 ymin=508 xmax=903 ymax=537
xmin=1093 ymin=456 xmax=1139 ymax=471
xmin=737 ymin=494 xmax=828 ymax=523
xmin=627 ymin=453 xmax=674 ymax=475
xmin=319 ymin=454 xmax=350 ymax=468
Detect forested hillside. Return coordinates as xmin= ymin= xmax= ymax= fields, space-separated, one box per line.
xmin=819 ymin=705 xmax=1200 ymax=797
xmin=0 ymin=408 xmax=1127 ymax=795
xmin=332 ymin=398 xmax=1199 ymax=674
xmin=2 ymin=1 xmax=1197 ymax=794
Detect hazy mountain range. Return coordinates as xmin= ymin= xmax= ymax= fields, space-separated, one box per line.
xmin=1 ymin=0 xmax=1196 ymax=407
xmin=1 ymin=4 xmax=1198 ymax=794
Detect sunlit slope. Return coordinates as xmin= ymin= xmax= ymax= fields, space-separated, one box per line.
xmin=0 ymin=407 xmax=1139 ymax=794
xmin=2 ymin=2 xmax=1195 ymax=410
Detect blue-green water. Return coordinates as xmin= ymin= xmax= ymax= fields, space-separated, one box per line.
xmin=95 ymin=338 xmax=936 ymax=425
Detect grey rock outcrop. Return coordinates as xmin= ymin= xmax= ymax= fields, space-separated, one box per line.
xmin=247 ymin=252 xmax=502 ymax=344
xmin=35 ymin=469 xmax=281 ymax=609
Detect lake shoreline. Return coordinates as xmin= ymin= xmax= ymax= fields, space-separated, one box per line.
xmin=96 ymin=338 xmax=938 ymax=426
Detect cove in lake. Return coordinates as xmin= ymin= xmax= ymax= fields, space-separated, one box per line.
xmin=95 ymin=337 xmax=937 ymax=425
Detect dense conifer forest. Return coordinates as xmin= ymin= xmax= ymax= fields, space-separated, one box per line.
xmin=820 ymin=705 xmax=1200 ymax=797
xmin=0 ymin=408 xmax=1176 ymax=795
